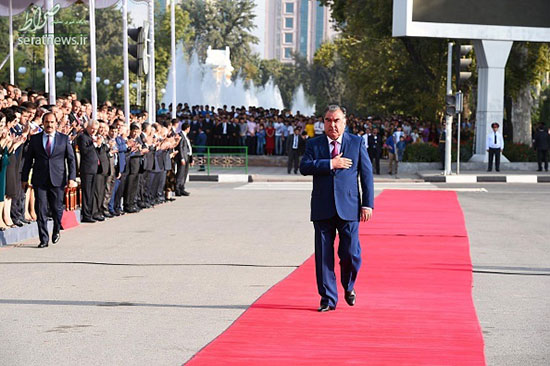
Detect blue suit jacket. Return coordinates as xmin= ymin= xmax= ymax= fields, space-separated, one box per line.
xmin=115 ymin=136 xmax=128 ymax=174
xmin=21 ymin=132 xmax=76 ymax=188
xmin=300 ymin=132 xmax=374 ymax=222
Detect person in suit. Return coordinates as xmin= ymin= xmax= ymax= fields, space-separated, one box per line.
xmin=533 ymin=123 xmax=549 ymax=172
xmin=110 ymin=124 xmax=128 ymax=216
xmin=175 ymin=122 xmax=192 ymax=196
xmin=367 ymin=128 xmax=383 ymax=175
xmin=300 ymin=105 xmax=374 ymax=312
xmin=486 ymin=122 xmax=504 ymax=172
xmin=124 ymin=123 xmax=145 ymax=213
xmin=21 ymin=112 xmax=77 ymax=248
xmin=92 ymin=123 xmax=111 ymax=221
xmin=75 ymin=120 xmax=100 ymax=223
xmin=286 ymin=126 xmax=305 ymax=174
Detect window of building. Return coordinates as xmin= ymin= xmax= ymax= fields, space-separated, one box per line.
xmin=285 ymin=2 xmax=294 ymax=14
xmin=284 ymin=17 xmax=294 ymax=29
xmin=284 ymin=47 xmax=293 ymax=59
xmin=284 ymin=33 xmax=293 ymax=44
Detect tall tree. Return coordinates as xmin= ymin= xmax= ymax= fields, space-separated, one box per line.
xmin=181 ymin=0 xmax=259 ymax=80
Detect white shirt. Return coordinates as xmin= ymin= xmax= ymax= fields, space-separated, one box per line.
xmin=362 ymin=134 xmax=370 ymax=149
xmin=486 ymin=131 xmax=504 ymax=149
xmin=183 ymin=131 xmax=193 ymax=156
xmin=314 ymin=121 xmax=324 ymax=135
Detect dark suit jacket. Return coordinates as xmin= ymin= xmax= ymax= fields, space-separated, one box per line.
xmin=115 ymin=136 xmax=128 ymax=174
xmin=367 ymin=134 xmax=383 ymax=155
xmin=97 ymin=143 xmax=111 ymax=176
xmin=175 ymin=132 xmax=191 ymax=163
xmin=76 ymin=131 xmax=99 ymax=175
xmin=22 ymin=132 xmax=76 ymax=188
xmin=300 ymin=133 xmax=374 ymax=222
xmin=286 ymin=134 xmax=306 ymax=154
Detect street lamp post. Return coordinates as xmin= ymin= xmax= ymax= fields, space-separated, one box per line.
xmin=20 ymin=49 xmax=39 ymax=89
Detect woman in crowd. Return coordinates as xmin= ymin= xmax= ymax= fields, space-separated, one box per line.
xmin=265 ymin=121 xmax=275 ymax=156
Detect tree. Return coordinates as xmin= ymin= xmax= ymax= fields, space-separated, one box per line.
xmin=182 ymin=0 xmax=259 ymax=80
xmin=317 ymin=0 xmax=449 ymax=120
xmin=505 ymin=42 xmax=550 ymax=145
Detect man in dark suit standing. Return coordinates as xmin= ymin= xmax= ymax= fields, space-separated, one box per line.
xmin=300 ymin=105 xmax=374 ymax=312
xmin=175 ymin=122 xmax=192 ymax=196
xmin=21 ymin=112 xmax=77 ymax=248
xmin=367 ymin=128 xmax=383 ymax=175
xmin=75 ymin=120 xmax=100 ymax=223
xmin=286 ymin=126 xmax=305 ymax=174
xmin=533 ymin=123 xmax=549 ymax=172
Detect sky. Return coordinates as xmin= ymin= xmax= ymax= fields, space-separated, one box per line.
xmin=128 ymin=0 xmax=266 ymax=58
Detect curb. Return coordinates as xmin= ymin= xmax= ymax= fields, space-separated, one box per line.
xmin=0 ymin=210 xmax=80 ymax=247
xmin=422 ymin=175 xmax=550 ymax=183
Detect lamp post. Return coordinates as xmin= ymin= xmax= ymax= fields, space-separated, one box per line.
xmin=20 ymin=49 xmax=39 ymax=89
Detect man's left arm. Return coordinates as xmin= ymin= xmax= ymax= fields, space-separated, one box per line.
xmin=359 ymin=138 xmax=374 ymax=221
xmin=65 ymin=137 xmax=77 ymax=186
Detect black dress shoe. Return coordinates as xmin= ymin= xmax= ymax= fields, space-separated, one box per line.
xmin=21 ymin=219 xmax=31 ymax=224
xmin=345 ymin=289 xmax=356 ymax=306
xmin=124 ymin=207 xmax=138 ymax=213
xmin=110 ymin=211 xmax=120 ymax=217
xmin=52 ymin=231 xmax=60 ymax=244
xmin=318 ymin=304 xmax=336 ymax=312
xmin=181 ymin=190 xmax=190 ymax=196
xmin=37 ymin=242 xmax=49 ymax=248
xmin=13 ymin=220 xmax=24 ymax=227
xmin=103 ymin=212 xmax=113 ymax=218
xmin=81 ymin=217 xmax=96 ymax=223
xmin=167 ymin=198 xmax=176 ymax=202
xmin=93 ymin=215 xmax=105 ymax=222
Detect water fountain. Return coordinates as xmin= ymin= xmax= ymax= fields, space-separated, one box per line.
xmin=163 ymin=44 xmax=286 ymax=110
xmin=290 ymin=84 xmax=316 ymax=116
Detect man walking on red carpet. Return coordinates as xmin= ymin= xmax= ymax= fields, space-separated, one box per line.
xmin=300 ymin=105 xmax=374 ymax=312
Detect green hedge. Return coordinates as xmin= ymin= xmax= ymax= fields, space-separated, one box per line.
xmin=402 ymin=142 xmax=473 ymax=162
xmin=503 ymin=143 xmax=537 ymax=162
xmin=402 ymin=143 xmax=439 ymax=162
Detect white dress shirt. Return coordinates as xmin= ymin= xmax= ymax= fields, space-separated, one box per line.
xmin=486 ymin=131 xmax=504 ymax=149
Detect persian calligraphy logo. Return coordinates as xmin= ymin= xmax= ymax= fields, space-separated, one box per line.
xmin=17 ymin=4 xmax=88 ymax=46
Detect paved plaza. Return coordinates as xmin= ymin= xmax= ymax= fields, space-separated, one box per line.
xmin=0 ymin=182 xmax=549 ymax=365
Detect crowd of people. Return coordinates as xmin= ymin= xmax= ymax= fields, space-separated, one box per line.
xmin=155 ymin=102 xmax=464 ymax=174
xmin=0 ymin=80 xmax=548 ymax=235
xmin=0 ymin=83 xmax=195 ymax=232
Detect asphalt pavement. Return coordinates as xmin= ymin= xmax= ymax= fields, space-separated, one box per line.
xmin=0 ymin=182 xmax=548 ymax=365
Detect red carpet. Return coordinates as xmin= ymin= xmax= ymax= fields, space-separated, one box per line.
xmin=185 ymin=190 xmax=485 ymax=365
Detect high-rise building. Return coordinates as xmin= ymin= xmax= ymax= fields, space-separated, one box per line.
xmin=264 ymin=0 xmax=336 ymax=63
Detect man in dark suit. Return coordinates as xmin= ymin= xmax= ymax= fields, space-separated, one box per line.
xmin=21 ymin=112 xmax=77 ymax=248
xmin=533 ymin=123 xmax=549 ymax=172
xmin=300 ymin=105 xmax=374 ymax=312
xmin=75 ymin=120 xmax=100 ymax=223
xmin=286 ymin=126 xmax=305 ymax=174
xmin=175 ymin=122 xmax=192 ymax=196
xmin=367 ymin=128 xmax=383 ymax=175
xmin=124 ymin=123 xmax=145 ymax=213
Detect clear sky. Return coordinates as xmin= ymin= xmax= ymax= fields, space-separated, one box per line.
xmin=128 ymin=0 xmax=266 ymax=58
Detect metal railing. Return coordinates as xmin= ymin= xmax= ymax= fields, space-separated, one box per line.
xmin=191 ymin=146 xmax=248 ymax=175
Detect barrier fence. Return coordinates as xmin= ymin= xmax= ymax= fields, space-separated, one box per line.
xmin=191 ymin=146 xmax=249 ymax=175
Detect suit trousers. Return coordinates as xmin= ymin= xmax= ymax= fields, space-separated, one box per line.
xmin=10 ymin=189 xmax=25 ymax=222
xmin=175 ymin=161 xmax=189 ymax=194
xmin=157 ymin=171 xmax=167 ymax=199
xmin=93 ymin=174 xmax=107 ymax=217
xmin=34 ymin=183 xmax=64 ymax=245
xmin=124 ymin=172 xmax=139 ymax=209
xmin=313 ymin=216 xmax=361 ymax=307
xmin=147 ymin=171 xmax=161 ymax=202
xmin=111 ymin=173 xmax=127 ymax=212
xmin=537 ymin=149 xmax=548 ymax=170
xmin=368 ymin=150 xmax=380 ymax=174
xmin=138 ymin=171 xmax=150 ymax=204
xmin=488 ymin=148 xmax=501 ymax=171
xmin=80 ymin=173 xmax=96 ymax=220
xmin=102 ymin=170 xmax=116 ymax=213
xmin=287 ymin=149 xmax=300 ymax=173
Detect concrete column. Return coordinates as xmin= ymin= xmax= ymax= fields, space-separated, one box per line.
xmin=470 ymin=40 xmax=513 ymax=162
